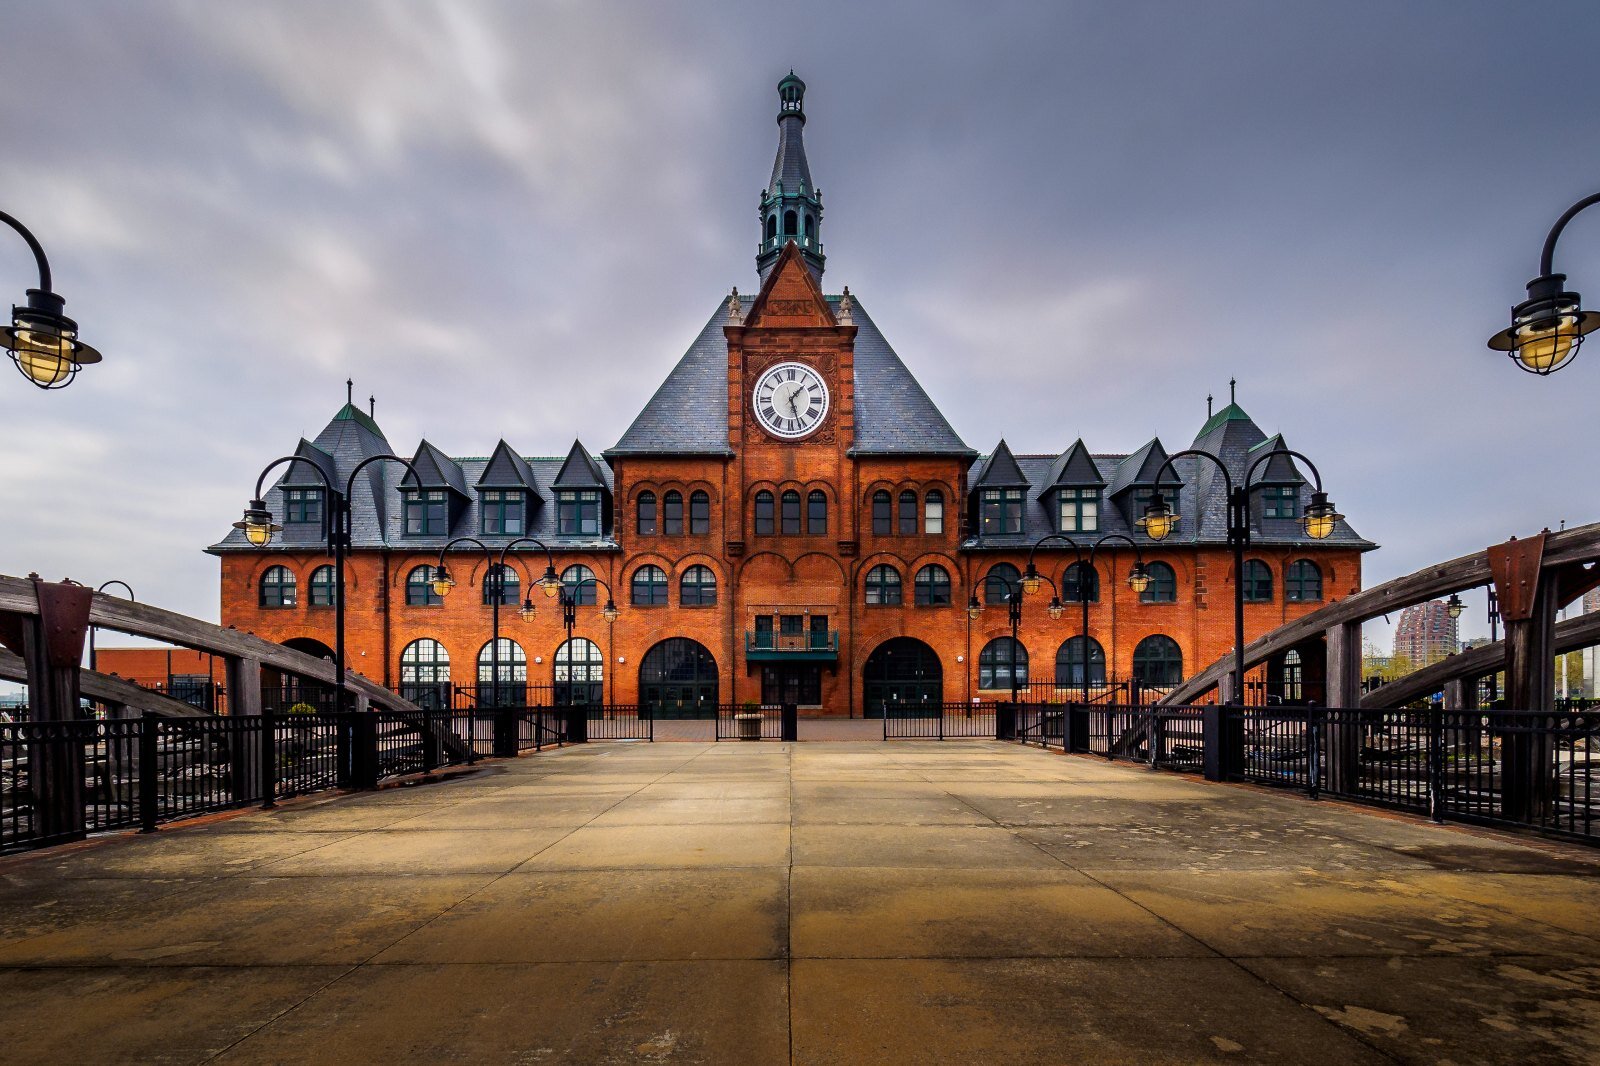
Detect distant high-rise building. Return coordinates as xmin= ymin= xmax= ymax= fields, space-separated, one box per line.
xmin=1393 ymin=599 xmax=1459 ymax=666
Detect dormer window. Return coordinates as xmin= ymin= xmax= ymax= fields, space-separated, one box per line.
xmin=558 ymin=490 xmax=601 ymax=535
xmin=404 ymin=490 xmax=448 ymax=536
xmin=1058 ymin=488 xmax=1099 ymax=533
xmin=980 ymin=488 xmax=1024 ymax=536
xmin=283 ymin=488 xmax=323 ymax=526
xmin=1262 ymin=485 xmax=1299 ymax=520
xmin=480 ymin=490 xmax=526 ymax=536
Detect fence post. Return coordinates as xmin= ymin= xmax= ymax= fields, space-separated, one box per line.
xmin=494 ymin=706 xmax=518 ymax=758
xmin=422 ymin=705 xmax=438 ymax=774
xmin=781 ymin=703 xmax=798 ymax=742
xmin=938 ymin=703 xmax=945 ymax=741
xmin=643 ymin=702 xmax=653 ymax=743
xmin=1148 ymin=711 xmax=1162 ymax=769
xmin=139 ymin=712 xmax=159 ymax=833
xmin=1428 ymin=711 xmax=1446 ymax=824
xmin=1306 ymin=708 xmax=1321 ymax=800
xmin=996 ymin=703 xmax=1016 ymax=741
xmin=566 ymin=705 xmax=588 ymax=744
xmin=260 ymin=707 xmax=277 ymax=810
xmin=351 ymin=707 xmax=378 ymax=790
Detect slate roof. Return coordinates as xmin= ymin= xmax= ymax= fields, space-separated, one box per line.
xmin=605 ymin=295 xmax=973 ymax=459
xmin=210 ymin=412 xmax=618 ymax=555
xmin=770 ymin=112 xmax=813 ymax=194
xmin=552 ymin=440 xmax=610 ymax=490
xmin=969 ymin=440 xmax=1029 ymax=488
xmin=403 ymin=440 xmax=470 ymax=497
xmin=477 ymin=440 xmax=542 ymax=498
xmin=961 ymin=404 xmax=1373 ymax=552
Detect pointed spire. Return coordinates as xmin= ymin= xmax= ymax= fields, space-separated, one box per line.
xmin=1230 ymin=377 xmax=1237 ymax=404
xmin=727 ymin=286 xmax=744 ymax=325
xmin=369 ymin=394 xmax=375 ymax=419
xmin=1207 ymin=393 xmax=1213 ymax=418
xmin=758 ymin=71 xmax=825 ymax=283
xmin=837 ymin=286 xmax=853 ymax=325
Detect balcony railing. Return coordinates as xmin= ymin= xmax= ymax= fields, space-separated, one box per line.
xmin=757 ymin=234 xmax=824 ymax=255
xmin=745 ymin=630 xmax=839 ymax=658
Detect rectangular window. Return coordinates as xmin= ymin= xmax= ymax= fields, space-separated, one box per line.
xmin=924 ymin=493 xmax=944 ymax=535
xmin=898 ymin=492 xmax=918 ymax=536
xmin=689 ymin=493 xmax=710 ymax=534
xmin=479 ymin=490 xmax=525 ymax=535
xmin=404 ymin=490 xmax=448 ymax=536
xmin=980 ymin=489 xmax=1024 ymax=536
xmin=754 ymin=493 xmax=775 ymax=535
xmin=807 ymin=493 xmax=827 ymax=535
xmin=637 ymin=494 xmax=657 ymax=535
xmin=558 ymin=490 xmax=601 ymax=535
xmin=1262 ymin=485 xmax=1299 ymax=519
xmin=781 ymin=493 xmax=801 ymax=535
xmin=1058 ymin=488 xmax=1099 ymax=533
xmin=663 ymin=493 xmax=683 ymax=535
xmin=872 ymin=493 xmax=892 ymax=536
xmin=284 ymin=489 xmax=323 ymax=526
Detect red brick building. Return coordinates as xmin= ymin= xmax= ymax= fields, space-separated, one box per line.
xmin=104 ymin=74 xmax=1373 ymax=714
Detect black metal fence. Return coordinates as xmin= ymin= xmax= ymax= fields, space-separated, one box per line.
xmin=1003 ymin=702 xmax=1599 ymax=846
xmin=714 ymin=704 xmax=791 ymax=741
xmin=883 ymin=701 xmax=1000 ymax=739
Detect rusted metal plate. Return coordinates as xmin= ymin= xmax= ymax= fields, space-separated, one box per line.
xmin=1487 ymin=532 xmax=1547 ymax=623
xmin=33 ymin=578 xmax=94 ymax=669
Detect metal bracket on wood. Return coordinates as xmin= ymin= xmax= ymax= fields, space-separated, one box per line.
xmin=1487 ymin=532 xmax=1547 ymax=622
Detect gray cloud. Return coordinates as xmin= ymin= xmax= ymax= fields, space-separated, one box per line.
xmin=1 ymin=0 xmax=1597 ymax=651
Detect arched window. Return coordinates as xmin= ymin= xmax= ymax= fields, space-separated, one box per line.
xmin=765 ymin=214 xmax=777 ymax=241
xmin=662 ymin=490 xmax=684 ymax=536
xmin=1056 ymin=637 xmax=1106 ymax=687
xmin=1243 ymin=559 xmax=1274 ymax=603
xmin=1132 ymin=635 xmax=1183 ymax=687
xmin=681 ymin=564 xmax=717 ymax=606
xmin=754 ymin=490 xmax=775 ymax=535
xmin=914 ymin=564 xmax=951 ymax=606
xmin=784 ymin=209 xmax=797 ymax=235
xmin=476 ymin=638 xmax=527 ymax=706
xmin=1286 ymin=560 xmax=1323 ymax=602
xmin=898 ymin=490 xmax=918 ymax=535
xmin=807 ymin=490 xmax=828 ymax=535
xmin=259 ymin=565 xmax=296 ymax=608
xmin=1140 ymin=561 xmax=1177 ymax=603
xmin=985 ymin=562 xmax=1020 ymax=605
xmin=689 ymin=490 xmax=711 ymax=534
xmin=804 ymin=214 xmax=815 ymax=238
xmin=637 ymin=491 xmax=657 ymax=536
xmin=562 ymin=564 xmax=596 ymax=606
xmin=405 ymin=565 xmax=441 ymax=607
xmin=308 ymin=565 xmax=336 ymax=608
xmin=781 ymin=490 xmax=802 ymax=535
xmin=1063 ymin=561 xmax=1099 ymax=603
xmin=632 ymin=564 xmax=668 ymax=606
xmin=871 ymin=490 xmax=892 ymax=535
xmin=1282 ymin=648 xmax=1304 ymax=702
xmin=483 ymin=563 xmax=519 ymax=606
xmin=554 ymin=638 xmax=604 ymax=705
xmin=865 ymin=564 xmax=902 ymax=605
xmin=924 ymin=490 xmax=944 ymax=535
xmin=399 ymin=638 xmax=450 ymax=709
xmin=979 ymin=637 xmax=1028 ymax=690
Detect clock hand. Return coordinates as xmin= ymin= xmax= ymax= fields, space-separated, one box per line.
xmin=786 ymin=387 xmax=800 ymax=418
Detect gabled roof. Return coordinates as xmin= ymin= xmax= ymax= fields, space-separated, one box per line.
xmin=1246 ymin=434 xmax=1306 ymax=486
xmin=745 ymin=241 xmax=835 ymax=327
xmin=552 ymin=440 xmax=609 ymax=490
xmin=1106 ymin=439 xmax=1181 ymax=497
xmin=277 ymin=439 xmax=336 ymax=489
xmin=969 ymin=440 xmax=1030 ymax=489
xmin=1045 ymin=438 xmax=1104 ymax=489
xmin=477 ymin=439 xmax=542 ymax=499
xmin=605 ymin=291 xmax=972 ymax=459
xmin=403 ymin=440 xmax=470 ymax=497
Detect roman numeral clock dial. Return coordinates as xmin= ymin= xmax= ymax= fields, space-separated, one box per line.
xmin=752 ymin=361 xmax=830 ymax=440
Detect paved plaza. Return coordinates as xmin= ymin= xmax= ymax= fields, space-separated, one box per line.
xmin=0 ymin=741 xmax=1597 ymax=1064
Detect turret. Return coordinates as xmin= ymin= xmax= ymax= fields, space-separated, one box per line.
xmin=757 ymin=71 xmax=826 ymax=282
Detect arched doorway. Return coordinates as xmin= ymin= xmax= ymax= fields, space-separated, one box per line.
xmin=863 ymin=638 xmax=943 ymax=718
xmin=554 ymin=638 xmax=604 ymax=707
xmin=283 ymin=636 xmax=335 ymax=661
xmin=639 ymin=638 xmax=719 ymax=718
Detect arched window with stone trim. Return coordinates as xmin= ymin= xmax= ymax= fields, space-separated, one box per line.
xmin=865 ymin=564 xmax=902 ymax=605
xmin=680 ymin=565 xmax=717 ymax=606
xmin=1286 ymin=559 xmax=1323 ymax=602
xmin=979 ymin=637 xmax=1028 ymax=690
xmin=259 ymin=565 xmax=296 ymax=608
xmin=631 ymin=564 xmax=668 ymax=606
xmin=404 ymin=565 xmax=441 ymax=607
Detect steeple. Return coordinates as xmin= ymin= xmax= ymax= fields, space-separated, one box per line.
xmin=757 ymin=71 xmax=825 ymax=283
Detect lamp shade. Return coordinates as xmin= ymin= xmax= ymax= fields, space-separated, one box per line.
xmin=1127 ymin=563 xmax=1152 ymax=593
xmin=1302 ymin=492 xmax=1343 ymax=540
xmin=430 ymin=566 xmax=456 ymax=597
xmin=232 ymin=499 xmax=281 ymax=547
xmin=1488 ymin=274 xmax=1600 ymax=375
xmin=1137 ymin=492 xmax=1177 ymax=542
xmin=2 ymin=292 xmax=101 ymax=391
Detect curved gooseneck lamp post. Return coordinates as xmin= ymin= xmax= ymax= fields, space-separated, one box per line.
xmin=0 ymin=210 xmax=102 ymax=389
xmin=1137 ymin=446 xmax=1342 ymax=706
xmin=1020 ymin=532 xmax=1150 ymax=704
xmin=965 ymin=567 xmax=1062 ymax=704
xmin=235 ymin=452 xmax=420 ymax=712
xmin=430 ymin=535 xmax=563 ymax=707
xmin=521 ymin=574 xmax=621 ymax=706
xmin=1488 ymin=193 xmax=1600 ymax=374
xmin=87 ymin=580 xmax=135 ymax=674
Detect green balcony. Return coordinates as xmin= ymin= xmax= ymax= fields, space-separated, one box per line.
xmin=745 ymin=629 xmax=839 ymax=661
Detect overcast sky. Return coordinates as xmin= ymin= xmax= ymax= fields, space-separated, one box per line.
xmin=1 ymin=0 xmax=1597 ymax=652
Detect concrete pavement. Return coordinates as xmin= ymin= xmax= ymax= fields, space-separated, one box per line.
xmin=0 ymin=740 xmax=1597 ymax=1064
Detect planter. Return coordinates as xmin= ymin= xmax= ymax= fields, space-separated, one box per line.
xmin=735 ymin=713 xmax=763 ymax=740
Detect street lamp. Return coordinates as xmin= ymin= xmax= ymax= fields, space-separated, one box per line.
xmin=1139 ymin=445 xmax=1341 ymax=706
xmin=0 ymin=210 xmax=103 ymax=390
xmin=519 ymin=573 xmax=621 ymax=705
xmin=1021 ymin=532 xmax=1147 ymax=704
xmin=1487 ymin=192 xmax=1600 ymax=374
xmin=964 ymin=570 xmax=1027 ymax=703
xmin=87 ymin=580 xmax=135 ymax=674
xmin=235 ymin=450 xmax=418 ymax=712
xmin=1445 ymin=593 xmax=1465 ymax=619
xmin=435 ymin=536 xmax=561 ymax=708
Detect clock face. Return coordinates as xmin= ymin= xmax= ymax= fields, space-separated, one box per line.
xmin=752 ymin=361 xmax=830 ymax=440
